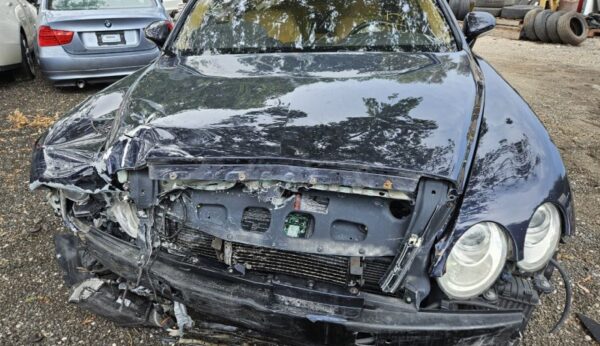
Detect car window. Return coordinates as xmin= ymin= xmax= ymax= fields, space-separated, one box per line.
xmin=174 ymin=0 xmax=455 ymax=54
xmin=48 ymin=0 xmax=155 ymax=10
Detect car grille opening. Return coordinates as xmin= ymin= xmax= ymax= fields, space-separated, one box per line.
xmin=232 ymin=243 xmax=350 ymax=286
xmin=161 ymin=221 xmax=393 ymax=294
xmin=241 ymin=207 xmax=271 ymax=233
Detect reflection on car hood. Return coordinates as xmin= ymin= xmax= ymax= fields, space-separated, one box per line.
xmin=30 ymin=51 xmax=482 ymax=193
xmin=109 ymin=51 xmax=480 ymax=181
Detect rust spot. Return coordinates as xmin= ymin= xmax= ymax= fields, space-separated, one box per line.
xmin=383 ymin=179 xmax=393 ymax=190
xmin=294 ymin=194 xmax=302 ymax=210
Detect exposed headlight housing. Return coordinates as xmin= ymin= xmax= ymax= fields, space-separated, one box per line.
xmin=438 ymin=223 xmax=508 ymax=299
xmin=517 ymin=203 xmax=561 ymax=272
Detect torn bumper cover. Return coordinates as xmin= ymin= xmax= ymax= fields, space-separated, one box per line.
xmin=40 ymin=161 xmax=558 ymax=345
xmin=55 ymin=229 xmax=525 ymax=345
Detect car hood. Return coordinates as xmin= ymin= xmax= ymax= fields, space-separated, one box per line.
xmin=31 ymin=51 xmax=482 ymax=194
xmin=112 ymin=51 xmax=479 ymax=179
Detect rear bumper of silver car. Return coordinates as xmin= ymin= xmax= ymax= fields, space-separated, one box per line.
xmin=37 ymin=46 xmax=159 ymax=84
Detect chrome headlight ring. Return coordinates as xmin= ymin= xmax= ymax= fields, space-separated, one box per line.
xmin=517 ymin=203 xmax=562 ymax=272
xmin=437 ymin=222 xmax=508 ymax=299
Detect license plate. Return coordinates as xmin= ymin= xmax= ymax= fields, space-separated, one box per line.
xmin=97 ymin=32 xmax=124 ymax=45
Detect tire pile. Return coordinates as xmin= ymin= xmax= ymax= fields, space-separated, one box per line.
xmin=522 ymin=9 xmax=589 ymax=45
xmin=448 ymin=0 xmax=590 ymax=46
xmin=472 ymin=0 xmax=539 ymax=18
xmin=501 ymin=4 xmax=540 ymax=19
xmin=473 ymin=0 xmax=505 ymax=17
xmin=450 ymin=0 xmax=541 ymax=20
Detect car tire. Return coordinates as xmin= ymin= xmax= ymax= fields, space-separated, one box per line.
xmin=501 ymin=5 xmax=540 ymax=19
xmin=546 ymin=10 xmax=567 ymax=43
xmin=451 ymin=0 xmax=472 ymax=20
xmin=450 ymin=0 xmax=460 ymax=17
xmin=450 ymin=0 xmax=471 ymax=20
xmin=556 ymin=11 xmax=588 ymax=45
xmin=534 ymin=10 xmax=554 ymax=42
xmin=473 ymin=6 xmax=502 ymax=16
xmin=474 ymin=0 xmax=505 ymax=8
xmin=15 ymin=33 xmax=35 ymax=81
xmin=523 ymin=8 xmax=543 ymax=40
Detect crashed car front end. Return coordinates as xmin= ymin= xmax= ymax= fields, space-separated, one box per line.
xmin=31 ymin=72 xmax=575 ymax=345
xmin=42 ymin=166 xmax=531 ymax=345
xmin=30 ymin=0 xmax=575 ymax=344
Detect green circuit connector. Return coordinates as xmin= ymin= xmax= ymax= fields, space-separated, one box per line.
xmin=284 ymin=213 xmax=312 ymax=238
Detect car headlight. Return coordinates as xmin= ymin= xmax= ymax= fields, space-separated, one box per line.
xmin=517 ymin=203 xmax=561 ymax=272
xmin=437 ymin=223 xmax=508 ymax=299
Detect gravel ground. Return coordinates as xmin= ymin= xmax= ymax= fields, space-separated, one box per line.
xmin=0 ymin=35 xmax=599 ymax=345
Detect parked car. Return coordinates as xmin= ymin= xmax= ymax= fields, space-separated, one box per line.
xmin=0 ymin=0 xmax=37 ymax=79
xmin=31 ymin=0 xmax=575 ymax=344
xmin=35 ymin=0 xmax=169 ymax=87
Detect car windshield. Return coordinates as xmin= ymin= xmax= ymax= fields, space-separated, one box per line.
xmin=48 ymin=0 xmax=155 ymax=10
xmin=174 ymin=0 xmax=456 ymax=54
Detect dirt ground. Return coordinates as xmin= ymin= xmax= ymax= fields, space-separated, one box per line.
xmin=0 ymin=35 xmax=599 ymax=345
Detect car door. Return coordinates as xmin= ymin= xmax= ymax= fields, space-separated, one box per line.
xmin=16 ymin=0 xmax=37 ymax=48
xmin=0 ymin=0 xmax=23 ymax=66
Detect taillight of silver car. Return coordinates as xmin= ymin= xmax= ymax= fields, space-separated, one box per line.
xmin=38 ymin=26 xmax=74 ymax=47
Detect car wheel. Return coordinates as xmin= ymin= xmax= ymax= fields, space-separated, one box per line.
xmin=523 ymin=8 xmax=543 ymax=41
xmin=546 ymin=10 xmax=567 ymax=43
xmin=534 ymin=10 xmax=554 ymax=43
xmin=557 ymin=11 xmax=588 ymax=45
xmin=15 ymin=33 xmax=35 ymax=81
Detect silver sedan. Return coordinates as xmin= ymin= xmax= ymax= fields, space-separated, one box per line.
xmin=35 ymin=0 xmax=170 ymax=87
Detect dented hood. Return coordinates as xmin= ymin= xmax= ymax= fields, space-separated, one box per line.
xmin=31 ymin=51 xmax=482 ymax=193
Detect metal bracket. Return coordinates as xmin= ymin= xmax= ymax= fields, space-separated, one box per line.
xmin=224 ymin=241 xmax=233 ymax=266
xmin=378 ymin=180 xmax=451 ymax=295
xmin=379 ymin=234 xmax=422 ymax=293
xmin=136 ymin=208 xmax=154 ymax=269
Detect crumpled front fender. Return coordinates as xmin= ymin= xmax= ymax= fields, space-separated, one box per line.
xmin=432 ymin=58 xmax=575 ymax=275
xmin=29 ymin=69 xmax=148 ymax=193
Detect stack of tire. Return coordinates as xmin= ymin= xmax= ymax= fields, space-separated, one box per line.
xmin=501 ymin=4 xmax=540 ymax=19
xmin=472 ymin=0 xmax=512 ymax=17
xmin=449 ymin=0 xmax=539 ymax=20
xmin=522 ymin=9 xmax=589 ymax=45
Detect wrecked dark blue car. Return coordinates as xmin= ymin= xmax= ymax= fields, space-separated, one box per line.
xmin=30 ymin=0 xmax=575 ymax=344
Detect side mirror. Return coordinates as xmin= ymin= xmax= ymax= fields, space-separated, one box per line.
xmin=463 ymin=12 xmax=496 ymax=48
xmin=144 ymin=20 xmax=173 ymax=48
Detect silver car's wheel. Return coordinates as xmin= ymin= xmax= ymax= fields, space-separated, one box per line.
xmin=16 ymin=34 xmax=36 ymax=81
